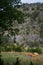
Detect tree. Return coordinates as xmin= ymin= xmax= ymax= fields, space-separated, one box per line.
xmin=14 ymin=46 xmax=23 ymax=52
xmin=0 ymin=0 xmax=24 ymax=31
xmin=0 ymin=0 xmax=22 ymax=30
xmin=0 ymin=0 xmax=24 ymax=44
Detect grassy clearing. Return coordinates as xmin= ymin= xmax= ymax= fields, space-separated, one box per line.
xmin=1 ymin=52 xmax=43 ymax=65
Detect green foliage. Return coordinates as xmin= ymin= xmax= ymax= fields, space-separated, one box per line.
xmin=0 ymin=0 xmax=21 ymax=7
xmin=26 ymin=28 xmax=30 ymax=35
xmin=14 ymin=28 xmax=19 ymax=35
xmin=0 ymin=0 xmax=24 ymax=44
xmin=0 ymin=35 xmax=2 ymax=44
xmin=40 ymin=29 xmax=43 ymax=38
xmin=14 ymin=46 xmax=23 ymax=52
xmin=26 ymin=31 xmax=30 ymax=35
xmin=16 ymin=11 xmax=24 ymax=24
xmin=40 ymin=24 xmax=43 ymax=30
xmin=5 ymin=46 xmax=12 ymax=51
xmin=27 ymin=47 xmax=42 ymax=54
xmin=29 ymin=41 xmax=39 ymax=47
xmin=31 ymin=7 xmax=35 ymax=10
xmin=38 ymin=16 xmax=43 ymax=23
xmin=0 ymin=46 xmax=5 ymax=51
xmin=36 ymin=6 xmax=40 ymax=10
xmin=0 ymin=8 xmax=24 ymax=30
xmin=0 ymin=0 xmax=24 ymax=31
xmin=40 ymin=24 xmax=43 ymax=38
xmin=0 ymin=44 xmax=42 ymax=54
xmin=12 ymin=44 xmax=23 ymax=52
xmin=31 ymin=10 xmax=39 ymax=20
xmin=25 ymin=13 xmax=31 ymax=17
xmin=0 ymin=44 xmax=23 ymax=52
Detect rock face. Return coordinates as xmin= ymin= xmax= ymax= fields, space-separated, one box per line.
xmin=3 ymin=3 xmax=43 ymax=47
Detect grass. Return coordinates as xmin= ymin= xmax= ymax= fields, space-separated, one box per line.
xmin=1 ymin=52 xmax=43 ymax=65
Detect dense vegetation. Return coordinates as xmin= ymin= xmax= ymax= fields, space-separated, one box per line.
xmin=0 ymin=0 xmax=25 ymax=44
xmin=0 ymin=44 xmax=42 ymax=54
xmin=0 ymin=2 xmax=43 ymax=65
xmin=0 ymin=2 xmax=43 ymax=47
xmin=27 ymin=47 xmax=42 ymax=54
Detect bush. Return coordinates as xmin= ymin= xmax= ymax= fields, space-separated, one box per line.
xmin=31 ymin=10 xmax=39 ymax=20
xmin=38 ymin=16 xmax=43 ymax=23
xmin=4 ymin=45 xmax=12 ymax=51
xmin=31 ymin=7 xmax=35 ymax=10
xmin=0 ymin=46 xmax=5 ymax=51
xmin=29 ymin=41 xmax=39 ymax=47
xmin=27 ymin=47 xmax=42 ymax=54
xmin=14 ymin=28 xmax=19 ymax=35
xmin=0 ymin=44 xmax=23 ymax=52
xmin=14 ymin=46 xmax=23 ymax=52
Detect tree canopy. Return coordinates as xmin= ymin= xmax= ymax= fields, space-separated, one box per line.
xmin=0 ymin=0 xmax=24 ymax=30
xmin=0 ymin=0 xmax=24 ymax=44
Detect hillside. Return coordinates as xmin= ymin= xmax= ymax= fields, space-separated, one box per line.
xmin=1 ymin=3 xmax=43 ymax=47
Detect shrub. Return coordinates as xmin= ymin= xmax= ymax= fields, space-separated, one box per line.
xmin=31 ymin=7 xmax=35 ymax=10
xmin=0 ymin=46 xmax=5 ymax=51
xmin=31 ymin=10 xmax=39 ymax=20
xmin=38 ymin=16 xmax=43 ymax=23
xmin=5 ymin=46 xmax=12 ymax=51
xmin=27 ymin=47 xmax=42 ymax=54
xmin=40 ymin=30 xmax=43 ymax=38
xmin=14 ymin=28 xmax=19 ymax=35
xmin=14 ymin=46 xmax=23 ymax=52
